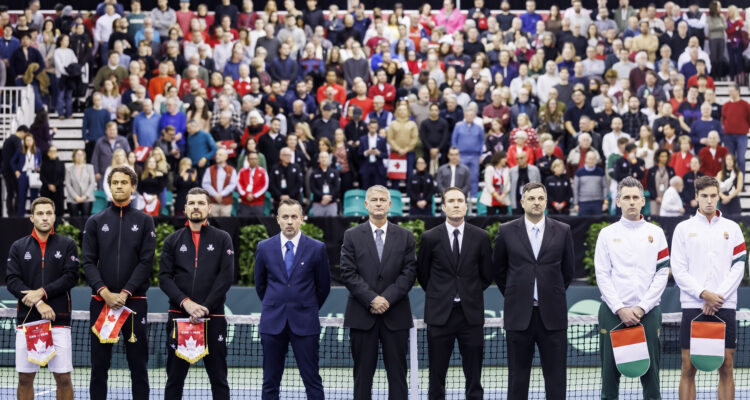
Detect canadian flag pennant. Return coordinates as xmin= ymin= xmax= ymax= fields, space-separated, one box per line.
xmin=91 ymin=305 xmax=133 ymax=343
xmin=134 ymin=146 xmax=152 ymax=162
xmin=142 ymin=193 xmax=161 ymax=217
xmin=173 ymin=318 xmax=209 ymax=364
xmin=23 ymin=320 xmax=56 ymax=366
xmin=387 ymin=152 xmax=407 ymax=180
xmin=219 ymin=140 xmax=237 ymax=157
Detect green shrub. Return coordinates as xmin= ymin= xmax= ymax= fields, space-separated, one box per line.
xmin=485 ymin=221 xmax=503 ymax=248
xmin=398 ymin=219 xmax=425 ymax=254
xmin=238 ymin=225 xmax=269 ymax=285
xmin=55 ymin=221 xmax=85 ymax=285
xmin=301 ymin=222 xmax=324 ymax=241
xmin=152 ymin=223 xmax=176 ymax=286
xmin=582 ymin=222 xmax=611 ymax=285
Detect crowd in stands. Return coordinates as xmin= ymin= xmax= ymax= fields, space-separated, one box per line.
xmin=2 ymin=0 xmax=750 ymax=218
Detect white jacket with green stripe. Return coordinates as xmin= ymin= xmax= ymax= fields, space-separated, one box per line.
xmin=671 ymin=211 xmax=747 ymax=310
xmin=595 ymin=217 xmax=670 ymax=315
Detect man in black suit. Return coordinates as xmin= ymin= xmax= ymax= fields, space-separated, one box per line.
xmin=340 ymin=185 xmax=417 ymax=400
xmin=417 ymin=187 xmax=492 ymax=400
xmin=493 ymin=182 xmax=575 ymax=400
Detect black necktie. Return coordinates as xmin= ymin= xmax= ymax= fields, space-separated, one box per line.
xmin=452 ymin=229 xmax=460 ymax=266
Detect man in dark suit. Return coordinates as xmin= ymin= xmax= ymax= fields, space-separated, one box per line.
xmin=357 ymin=120 xmax=388 ymax=190
xmin=493 ymin=182 xmax=575 ymax=400
xmin=436 ymin=147 xmax=472 ymax=196
xmin=417 ymin=187 xmax=493 ymax=400
xmin=255 ymin=198 xmax=331 ymax=400
xmin=340 ymin=185 xmax=417 ymax=400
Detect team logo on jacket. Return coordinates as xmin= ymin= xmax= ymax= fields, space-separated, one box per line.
xmin=227 ymin=249 xmax=233 ymax=255
xmin=648 ymin=235 xmax=653 ymax=243
xmin=24 ymin=252 xmax=31 ymax=260
xmin=207 ymin=244 xmax=215 ymax=252
xmin=54 ymin=251 xmax=62 ymax=259
xmin=102 ymin=224 xmax=110 ymax=232
xmin=725 ymin=232 xmax=730 ymax=240
xmin=71 ymin=256 xmax=78 ymax=262
xmin=132 ymin=225 xmax=139 ymax=232
xmin=180 ymin=244 xmax=187 ymax=252
xmin=218 ymin=334 xmax=224 ymax=342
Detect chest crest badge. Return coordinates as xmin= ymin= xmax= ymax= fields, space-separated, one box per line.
xmin=180 ymin=244 xmax=187 ymax=252
xmin=24 ymin=252 xmax=31 ymax=260
xmin=54 ymin=251 xmax=62 ymax=259
xmin=101 ymin=224 xmax=110 ymax=232
xmin=207 ymin=244 xmax=215 ymax=252
xmin=132 ymin=224 xmax=139 ymax=232
xmin=648 ymin=235 xmax=653 ymax=243
xmin=725 ymin=232 xmax=729 ymax=240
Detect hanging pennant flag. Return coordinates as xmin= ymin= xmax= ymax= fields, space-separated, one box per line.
xmin=610 ymin=324 xmax=650 ymax=378
xmin=91 ymin=305 xmax=133 ymax=343
xmin=142 ymin=193 xmax=161 ymax=216
xmin=134 ymin=146 xmax=152 ymax=162
xmin=387 ymin=153 xmax=407 ymax=180
xmin=23 ymin=320 xmax=56 ymax=366
xmin=690 ymin=320 xmax=725 ymax=371
xmin=173 ymin=318 xmax=209 ymax=364
xmin=219 ymin=140 xmax=237 ymax=157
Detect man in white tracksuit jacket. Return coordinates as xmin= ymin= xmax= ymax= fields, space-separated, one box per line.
xmin=671 ymin=175 xmax=746 ymax=400
xmin=595 ymin=177 xmax=669 ymax=399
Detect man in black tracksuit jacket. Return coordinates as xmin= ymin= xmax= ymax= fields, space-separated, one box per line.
xmin=159 ymin=187 xmax=234 ymax=399
xmin=82 ymin=167 xmax=155 ymax=400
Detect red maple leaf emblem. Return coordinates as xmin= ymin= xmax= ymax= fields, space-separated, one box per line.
xmin=394 ymin=162 xmax=400 ymax=168
xmin=107 ymin=314 xmax=116 ymax=323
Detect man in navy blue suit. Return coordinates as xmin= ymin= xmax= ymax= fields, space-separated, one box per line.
xmin=358 ymin=119 xmax=388 ymax=189
xmin=255 ymin=198 xmax=331 ymax=400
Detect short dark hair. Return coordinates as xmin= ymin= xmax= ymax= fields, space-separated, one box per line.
xmin=616 ymin=137 xmax=630 ymax=145
xmin=441 ymin=186 xmax=466 ymax=203
xmin=278 ymin=198 xmax=303 ymax=215
xmin=31 ymin=197 xmax=55 ymax=214
xmin=368 ymin=119 xmax=379 ymax=126
xmin=694 ymin=176 xmax=719 ymax=194
xmin=616 ymin=176 xmax=644 ymax=198
xmin=521 ymin=182 xmax=546 ymax=196
xmin=16 ymin=125 xmax=29 ymax=133
xmin=489 ymin=151 xmax=507 ymax=166
xmin=108 ymin=166 xmax=138 ymax=187
xmin=624 ymin=143 xmax=637 ymax=153
xmin=187 ymin=187 xmax=210 ymax=201
xmin=653 ymin=148 xmax=670 ymax=164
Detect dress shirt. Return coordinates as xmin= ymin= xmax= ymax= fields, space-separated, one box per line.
xmin=524 ymin=216 xmax=545 ymax=304
xmin=446 ymin=221 xmax=465 ymax=302
xmin=280 ymin=231 xmax=301 ymax=260
xmin=450 ymin=165 xmax=456 ymax=187
xmin=201 ymin=164 xmax=238 ymax=197
xmin=369 ymin=220 xmax=388 ymax=243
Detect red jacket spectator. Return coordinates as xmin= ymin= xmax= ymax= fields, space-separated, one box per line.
xmin=237 ymin=166 xmax=269 ymax=206
xmin=686 ymin=74 xmax=715 ymax=90
xmin=721 ymin=98 xmax=750 ymax=135
xmin=506 ymin=144 xmax=536 ymax=168
xmin=316 ymin=82 xmax=346 ymax=105
xmin=178 ymin=77 xmax=206 ymax=98
xmin=368 ymin=83 xmax=396 ymax=112
xmin=669 ymin=151 xmax=693 ymax=177
xmin=698 ymin=145 xmax=728 ymax=176
xmin=234 ymin=77 xmax=252 ymax=97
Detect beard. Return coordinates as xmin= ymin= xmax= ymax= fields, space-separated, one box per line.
xmin=188 ymin=213 xmax=206 ymax=223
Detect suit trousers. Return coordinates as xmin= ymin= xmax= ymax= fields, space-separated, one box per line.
xmin=89 ymin=298 xmax=149 ymax=400
xmin=599 ymin=304 xmax=662 ymax=400
xmin=350 ymin=318 xmax=409 ymax=400
xmin=2 ymin=172 xmax=17 ymax=217
xmin=506 ymin=307 xmax=567 ymax=400
xmin=261 ymin=324 xmax=323 ymax=400
xmin=427 ymin=303 xmax=484 ymax=400
xmin=165 ymin=316 xmax=229 ymax=400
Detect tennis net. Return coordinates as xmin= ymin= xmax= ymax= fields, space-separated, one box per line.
xmin=1 ymin=308 xmax=749 ymax=399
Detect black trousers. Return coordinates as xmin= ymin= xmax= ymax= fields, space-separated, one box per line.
xmin=2 ymin=172 xmax=17 ymax=217
xmin=349 ymin=319 xmax=409 ymax=400
xmin=165 ymin=314 xmax=229 ymax=400
xmin=506 ymin=308 xmax=567 ymax=400
xmin=427 ymin=304 xmax=484 ymax=400
xmin=260 ymin=324 xmax=323 ymax=400
xmin=67 ymin=201 xmax=92 ymax=216
xmin=84 ymin=140 xmax=96 ymax=163
xmin=89 ymin=297 xmax=149 ymax=400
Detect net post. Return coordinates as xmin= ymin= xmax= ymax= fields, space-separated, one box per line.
xmin=409 ymin=323 xmax=419 ymax=400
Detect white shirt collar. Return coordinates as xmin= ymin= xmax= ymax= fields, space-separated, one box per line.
xmin=445 ymin=221 xmax=465 ymax=237
xmin=369 ymin=220 xmax=388 ymax=237
xmin=280 ymin=231 xmax=302 ymax=253
xmin=524 ymin=216 xmax=545 ymax=233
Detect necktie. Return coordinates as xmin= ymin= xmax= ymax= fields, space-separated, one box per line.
xmin=531 ymin=226 xmax=540 ymax=303
xmin=284 ymin=241 xmax=295 ymax=275
xmin=452 ymin=229 xmax=460 ymax=266
xmin=375 ymin=229 xmax=384 ymax=261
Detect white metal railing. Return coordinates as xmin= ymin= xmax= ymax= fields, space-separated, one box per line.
xmin=0 ymin=85 xmax=34 ymax=141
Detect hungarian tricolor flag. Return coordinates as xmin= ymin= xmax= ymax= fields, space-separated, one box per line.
xmin=23 ymin=320 xmax=56 ymax=366
xmin=690 ymin=320 xmax=725 ymax=371
xmin=610 ymin=324 xmax=650 ymax=377
xmin=134 ymin=146 xmax=152 ymax=162
xmin=387 ymin=153 xmax=407 ymax=180
xmin=733 ymin=242 xmax=746 ymax=266
xmin=656 ymin=248 xmax=669 ymax=271
xmin=173 ymin=318 xmax=209 ymax=364
xmin=91 ymin=305 xmax=133 ymax=343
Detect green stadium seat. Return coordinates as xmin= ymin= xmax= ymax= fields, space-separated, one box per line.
xmin=343 ymin=189 xmax=368 ymax=216
xmin=388 ymin=189 xmax=403 ymax=216
xmin=161 ymin=191 xmax=173 ymax=216
xmin=476 ymin=190 xmax=487 ymax=216
xmin=264 ymin=192 xmax=273 ymax=216
xmin=91 ymin=190 xmax=108 ymax=215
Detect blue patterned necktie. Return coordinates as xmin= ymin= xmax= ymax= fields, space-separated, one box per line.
xmin=375 ymin=229 xmax=384 ymax=261
xmin=285 ymin=241 xmax=294 ymax=275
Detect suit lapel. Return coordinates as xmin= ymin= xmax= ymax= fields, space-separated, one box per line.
xmin=515 ymin=218 xmax=535 ymax=259
xmin=361 ymin=223 xmax=382 ymax=269
xmin=538 ymin=217 xmax=556 ymax=257
xmin=274 ymin=235 xmax=290 ymax=280
xmin=379 ymin=222 xmax=396 ymax=272
xmin=438 ymin=223 xmax=458 ymax=271
xmin=287 ymin=234 xmax=308 ymax=280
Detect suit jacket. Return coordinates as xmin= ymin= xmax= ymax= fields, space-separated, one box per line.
xmin=493 ymin=217 xmax=575 ymax=331
xmin=417 ymin=222 xmax=492 ymax=326
xmin=436 ymin=163 xmax=472 ymax=196
xmin=357 ymin=134 xmax=388 ymax=176
xmin=64 ymin=163 xmax=96 ymax=202
xmin=340 ymin=222 xmax=417 ymax=331
xmin=509 ymin=165 xmax=542 ymax=209
xmin=255 ymin=233 xmax=331 ymax=336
